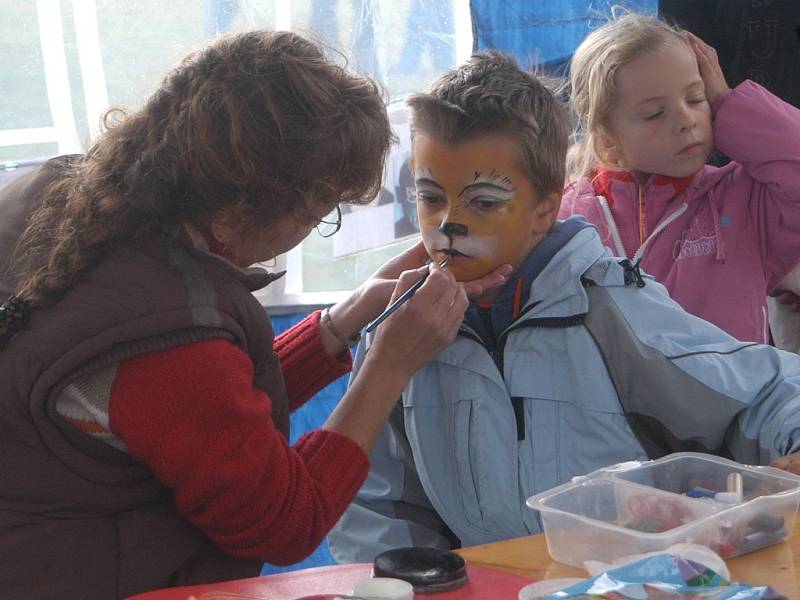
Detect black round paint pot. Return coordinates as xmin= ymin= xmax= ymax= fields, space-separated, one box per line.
xmin=372 ymin=547 xmax=468 ymax=593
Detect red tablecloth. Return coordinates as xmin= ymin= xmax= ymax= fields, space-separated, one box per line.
xmin=127 ymin=563 xmax=535 ymax=599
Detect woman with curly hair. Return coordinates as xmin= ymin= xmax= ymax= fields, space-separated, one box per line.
xmin=0 ymin=30 xmax=507 ymax=598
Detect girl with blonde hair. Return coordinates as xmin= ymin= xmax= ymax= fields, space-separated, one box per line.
xmin=559 ymin=11 xmax=800 ymax=344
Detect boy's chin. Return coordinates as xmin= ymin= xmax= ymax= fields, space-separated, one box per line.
xmin=447 ymin=261 xmax=497 ymax=283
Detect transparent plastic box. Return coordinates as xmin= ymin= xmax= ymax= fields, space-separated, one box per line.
xmin=526 ymin=452 xmax=800 ymax=568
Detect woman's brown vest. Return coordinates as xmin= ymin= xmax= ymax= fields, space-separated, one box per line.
xmin=0 ymin=158 xmax=289 ymax=599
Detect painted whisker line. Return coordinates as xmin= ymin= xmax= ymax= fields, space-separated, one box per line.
xmin=365 ymin=255 xmax=450 ymax=334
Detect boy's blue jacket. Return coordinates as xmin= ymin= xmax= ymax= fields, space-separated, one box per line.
xmin=329 ymin=220 xmax=800 ymax=562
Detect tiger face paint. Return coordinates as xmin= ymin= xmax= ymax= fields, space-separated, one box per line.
xmin=412 ymin=134 xmax=558 ymax=282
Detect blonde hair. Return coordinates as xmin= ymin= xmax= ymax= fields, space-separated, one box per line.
xmin=567 ymin=11 xmax=689 ymax=180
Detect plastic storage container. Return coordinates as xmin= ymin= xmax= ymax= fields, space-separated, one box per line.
xmin=526 ymin=452 xmax=800 ymax=568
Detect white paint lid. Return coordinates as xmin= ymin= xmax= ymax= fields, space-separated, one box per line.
xmin=518 ymin=579 xmax=585 ymax=599
xmin=352 ymin=576 xmax=414 ymax=600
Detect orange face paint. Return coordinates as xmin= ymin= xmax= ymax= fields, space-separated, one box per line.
xmin=412 ymin=134 xmax=547 ymax=282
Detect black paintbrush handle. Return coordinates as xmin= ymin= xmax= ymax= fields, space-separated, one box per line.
xmin=364 ymin=255 xmax=450 ymax=334
xmin=365 ymin=270 xmax=429 ymax=333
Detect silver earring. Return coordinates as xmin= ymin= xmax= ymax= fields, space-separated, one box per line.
xmin=210 ymin=224 xmax=228 ymax=251
xmin=262 ymin=246 xmax=277 ymax=268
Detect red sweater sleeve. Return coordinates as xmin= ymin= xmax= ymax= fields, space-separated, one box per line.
xmin=108 ymin=338 xmax=369 ymax=565
xmin=274 ymin=310 xmax=352 ymax=411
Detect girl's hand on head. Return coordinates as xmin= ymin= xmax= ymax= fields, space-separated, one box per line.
xmin=685 ymin=32 xmax=730 ymax=105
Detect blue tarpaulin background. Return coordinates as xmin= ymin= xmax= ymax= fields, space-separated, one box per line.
xmin=471 ymin=0 xmax=657 ymax=74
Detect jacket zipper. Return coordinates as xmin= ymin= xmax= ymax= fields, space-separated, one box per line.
xmin=632 ymin=202 xmax=688 ymax=264
xmin=637 ymin=185 xmax=646 ymax=247
xmin=595 ymin=194 xmax=688 ymax=264
xmin=597 ymin=195 xmax=626 ymax=257
xmin=458 ymin=307 xmax=584 ymax=442
xmin=457 ymin=327 xmax=516 ymax=436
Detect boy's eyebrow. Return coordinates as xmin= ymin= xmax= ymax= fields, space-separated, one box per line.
xmin=415 ymin=177 xmax=446 ymax=191
xmin=458 ymin=181 xmax=515 ymax=198
xmin=458 ymin=170 xmax=516 ymax=197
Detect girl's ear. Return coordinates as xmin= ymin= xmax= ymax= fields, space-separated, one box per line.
xmin=593 ymin=127 xmax=623 ymax=167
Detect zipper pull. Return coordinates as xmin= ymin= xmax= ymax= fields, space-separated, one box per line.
xmin=619 ymin=259 xmax=646 ymax=288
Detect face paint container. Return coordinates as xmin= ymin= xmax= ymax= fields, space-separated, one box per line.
xmin=740 ymin=528 xmax=789 ymax=553
xmin=352 ymin=577 xmax=414 ymax=600
xmin=715 ymin=472 xmax=744 ymax=504
xmin=293 ymin=596 xmax=359 ymax=599
xmin=373 ymin=547 xmax=468 ymax=593
xmin=727 ymin=472 xmax=744 ymax=502
xmin=686 ymin=486 xmax=716 ymax=499
xmin=749 ymin=512 xmax=785 ymax=532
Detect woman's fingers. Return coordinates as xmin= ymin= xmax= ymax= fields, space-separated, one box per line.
xmin=364 ymin=253 xmax=511 ymax=369
xmin=444 ymin=283 xmax=469 ymax=335
xmin=462 ymin=263 xmax=513 ymax=298
xmin=373 ymin=240 xmax=429 ymax=280
xmin=369 ymin=243 xmax=513 ymax=307
xmin=770 ymin=453 xmax=800 ymax=476
xmin=386 ymin=264 xmax=432 ymax=304
xmin=417 ymin=265 xmax=467 ymax=337
xmin=370 ymin=265 xmax=468 ymax=373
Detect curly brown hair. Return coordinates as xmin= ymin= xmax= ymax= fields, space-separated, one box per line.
xmin=14 ymin=30 xmax=394 ymax=306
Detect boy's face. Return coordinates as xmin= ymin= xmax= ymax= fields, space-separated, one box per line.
xmin=412 ymin=134 xmax=559 ymax=283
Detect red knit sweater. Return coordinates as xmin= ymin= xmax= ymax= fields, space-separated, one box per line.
xmin=108 ymin=310 xmax=369 ymax=566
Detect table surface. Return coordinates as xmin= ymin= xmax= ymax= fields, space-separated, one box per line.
xmin=456 ymin=527 xmax=800 ymax=594
xmin=129 ymin=529 xmax=800 ymax=599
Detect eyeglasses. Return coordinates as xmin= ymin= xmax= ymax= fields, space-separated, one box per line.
xmin=316 ymin=204 xmax=342 ymax=238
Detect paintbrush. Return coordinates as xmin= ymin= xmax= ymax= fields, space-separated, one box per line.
xmin=365 ymin=254 xmax=451 ymax=334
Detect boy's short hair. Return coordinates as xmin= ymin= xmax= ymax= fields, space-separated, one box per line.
xmin=407 ymin=51 xmax=570 ymax=198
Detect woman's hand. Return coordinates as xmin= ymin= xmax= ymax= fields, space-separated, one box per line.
xmin=324 ymin=260 xmax=470 ymax=451
xmin=776 ymin=290 xmax=800 ymax=313
xmin=770 ymin=452 xmax=800 ymax=476
xmin=685 ymin=32 xmax=730 ymax=106
xmin=360 ymin=241 xmax=511 ymax=316
xmin=320 ymin=240 xmax=511 ymax=356
xmin=367 ymin=259 xmax=468 ymax=378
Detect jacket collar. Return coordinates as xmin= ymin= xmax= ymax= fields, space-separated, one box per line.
xmin=592 ymin=167 xmax=695 ymax=207
xmin=462 ymin=217 xmax=608 ymax=341
xmin=180 ymin=223 xmax=285 ymax=292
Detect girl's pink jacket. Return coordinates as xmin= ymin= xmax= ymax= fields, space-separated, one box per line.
xmin=560 ymin=81 xmax=800 ymax=343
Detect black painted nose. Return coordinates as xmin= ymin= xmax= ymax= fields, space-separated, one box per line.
xmin=439 ymin=222 xmax=468 ymax=237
